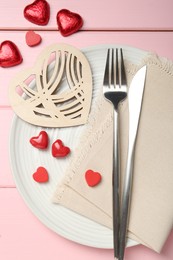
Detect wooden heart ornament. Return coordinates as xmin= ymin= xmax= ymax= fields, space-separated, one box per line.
xmin=57 ymin=9 xmax=83 ymax=36
xmin=33 ymin=167 xmax=49 ymax=183
xmin=9 ymin=43 xmax=92 ymax=127
xmin=24 ymin=0 xmax=50 ymax=25
xmin=85 ymin=170 xmax=102 ymax=187
xmin=0 ymin=41 xmax=23 ymax=68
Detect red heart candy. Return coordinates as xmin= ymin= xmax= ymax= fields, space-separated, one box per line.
xmin=26 ymin=31 xmax=42 ymax=47
xmin=52 ymin=139 xmax=70 ymax=157
xmin=57 ymin=9 xmax=83 ymax=37
xmin=0 ymin=41 xmax=23 ymax=68
xmin=33 ymin=166 xmax=49 ymax=183
xmin=30 ymin=131 xmax=48 ymax=149
xmin=24 ymin=0 xmax=50 ymax=25
xmin=85 ymin=170 xmax=102 ymax=187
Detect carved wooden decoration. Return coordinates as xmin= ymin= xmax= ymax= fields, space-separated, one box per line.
xmin=9 ymin=44 xmax=92 ymax=127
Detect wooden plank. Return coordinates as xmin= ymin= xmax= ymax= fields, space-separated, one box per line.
xmin=0 ymin=2 xmax=172 ymax=260
xmin=0 ymin=109 xmax=15 ymax=187
xmin=0 ymin=0 xmax=172 ymax=30
xmin=0 ymin=188 xmax=172 ymax=260
xmin=0 ymin=31 xmax=173 ymax=106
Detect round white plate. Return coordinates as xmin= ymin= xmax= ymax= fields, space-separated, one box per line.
xmin=9 ymin=44 xmax=149 ymax=249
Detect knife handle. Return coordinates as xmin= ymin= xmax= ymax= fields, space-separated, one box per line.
xmin=118 ymin=65 xmax=147 ymax=260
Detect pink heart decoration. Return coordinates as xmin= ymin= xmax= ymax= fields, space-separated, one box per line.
xmin=26 ymin=31 xmax=42 ymax=47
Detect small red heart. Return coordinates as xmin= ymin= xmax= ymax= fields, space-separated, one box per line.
xmin=57 ymin=9 xmax=83 ymax=37
xmin=26 ymin=31 xmax=42 ymax=47
xmin=24 ymin=0 xmax=50 ymax=26
xmin=52 ymin=139 xmax=70 ymax=157
xmin=85 ymin=170 xmax=102 ymax=187
xmin=0 ymin=41 xmax=23 ymax=68
xmin=30 ymin=131 xmax=48 ymax=149
xmin=33 ymin=166 xmax=49 ymax=183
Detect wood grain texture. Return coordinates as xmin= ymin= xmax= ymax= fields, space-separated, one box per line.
xmin=0 ymin=1 xmax=173 ymax=259
xmin=0 ymin=109 xmax=15 ymax=187
xmin=0 ymin=188 xmax=173 ymax=260
xmin=0 ymin=0 xmax=172 ymax=30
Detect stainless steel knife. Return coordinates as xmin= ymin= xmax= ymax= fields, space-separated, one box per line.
xmin=118 ymin=65 xmax=147 ymax=260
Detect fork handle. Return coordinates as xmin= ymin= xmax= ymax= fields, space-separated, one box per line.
xmin=112 ymin=110 xmax=120 ymax=258
xmin=118 ymin=140 xmax=135 ymax=260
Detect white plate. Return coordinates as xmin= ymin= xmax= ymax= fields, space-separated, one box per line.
xmin=9 ymin=44 xmax=149 ymax=249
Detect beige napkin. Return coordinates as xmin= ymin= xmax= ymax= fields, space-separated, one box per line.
xmin=52 ymin=54 xmax=173 ymax=253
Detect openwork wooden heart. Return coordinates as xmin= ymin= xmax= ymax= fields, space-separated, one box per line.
xmin=9 ymin=44 xmax=92 ymax=127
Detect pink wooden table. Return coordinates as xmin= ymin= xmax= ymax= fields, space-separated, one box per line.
xmin=0 ymin=1 xmax=173 ymax=259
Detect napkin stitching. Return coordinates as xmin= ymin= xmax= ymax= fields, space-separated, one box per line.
xmin=65 ymin=111 xmax=113 ymax=184
xmin=131 ymin=54 xmax=173 ymax=77
xmin=52 ymin=112 xmax=113 ymax=202
xmin=125 ymin=54 xmax=173 ymax=82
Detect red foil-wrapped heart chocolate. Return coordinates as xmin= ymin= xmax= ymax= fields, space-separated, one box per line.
xmin=24 ymin=0 xmax=50 ymax=25
xmin=57 ymin=9 xmax=83 ymax=36
xmin=0 ymin=41 xmax=23 ymax=68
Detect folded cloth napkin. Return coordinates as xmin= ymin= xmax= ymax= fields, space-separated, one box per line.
xmin=52 ymin=54 xmax=173 ymax=253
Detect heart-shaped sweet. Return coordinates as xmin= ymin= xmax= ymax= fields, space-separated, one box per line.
xmin=57 ymin=9 xmax=83 ymax=36
xmin=26 ymin=31 xmax=42 ymax=47
xmin=30 ymin=131 xmax=48 ymax=149
xmin=24 ymin=0 xmax=50 ymax=25
xmin=33 ymin=166 xmax=49 ymax=183
xmin=0 ymin=41 xmax=23 ymax=68
xmin=85 ymin=170 xmax=102 ymax=187
xmin=52 ymin=139 xmax=70 ymax=157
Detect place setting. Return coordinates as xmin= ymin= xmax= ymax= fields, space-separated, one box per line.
xmin=8 ymin=42 xmax=173 ymax=259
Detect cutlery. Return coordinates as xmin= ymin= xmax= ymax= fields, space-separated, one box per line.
xmin=103 ymin=48 xmax=127 ymax=258
xmin=119 ymin=65 xmax=147 ymax=260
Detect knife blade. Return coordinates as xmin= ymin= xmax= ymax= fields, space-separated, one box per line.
xmin=118 ymin=65 xmax=147 ymax=260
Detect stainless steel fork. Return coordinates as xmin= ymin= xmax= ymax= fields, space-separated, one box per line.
xmin=103 ymin=48 xmax=127 ymax=259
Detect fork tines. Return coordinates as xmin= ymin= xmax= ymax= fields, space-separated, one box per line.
xmin=104 ymin=48 xmax=126 ymax=87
